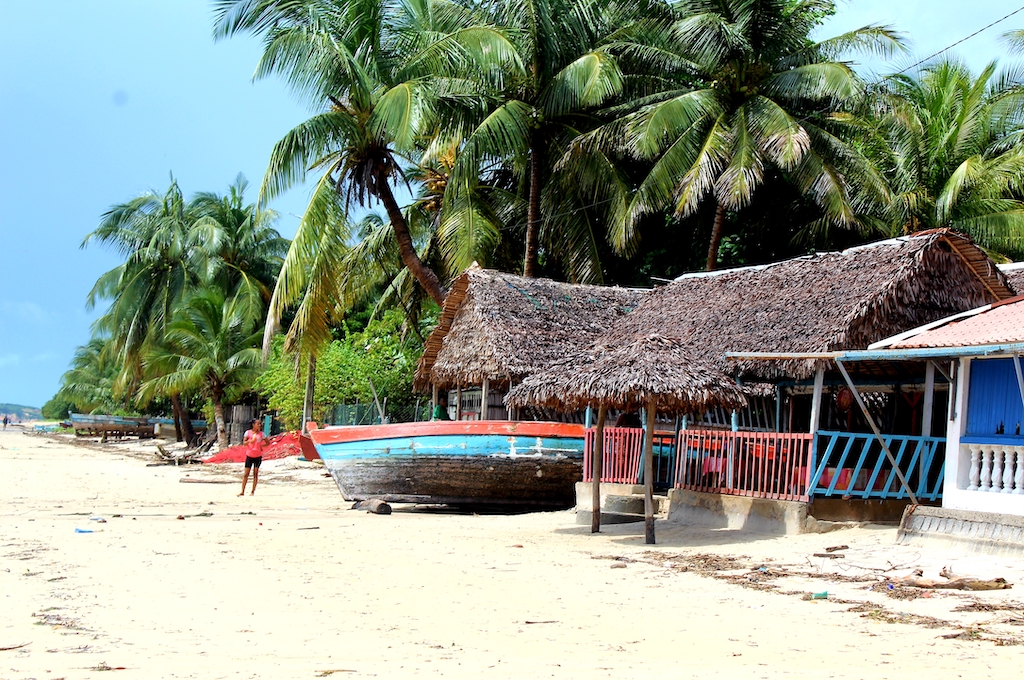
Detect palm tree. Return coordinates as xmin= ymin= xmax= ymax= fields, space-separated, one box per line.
xmin=190 ymin=173 xmax=290 ymax=306
xmin=594 ymin=0 xmax=901 ymax=270
xmin=213 ymin=0 xmax=521 ymax=305
xmin=142 ymin=287 xmax=265 ymax=449
xmin=447 ymin=0 xmax=653 ymax=282
xmin=866 ymin=58 xmax=1024 ymax=257
xmin=83 ymin=178 xmax=204 ymax=439
xmin=55 ymin=337 xmax=121 ymax=415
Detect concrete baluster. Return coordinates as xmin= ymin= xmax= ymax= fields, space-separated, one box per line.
xmin=980 ymin=446 xmax=993 ymax=492
xmin=1015 ymin=448 xmax=1024 ymax=495
xmin=1002 ymin=446 xmax=1016 ymax=494
xmin=968 ymin=444 xmax=982 ymax=491
xmin=992 ymin=446 xmax=1004 ymax=492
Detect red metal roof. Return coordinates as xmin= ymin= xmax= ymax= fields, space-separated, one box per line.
xmin=894 ymin=297 xmax=1024 ymax=348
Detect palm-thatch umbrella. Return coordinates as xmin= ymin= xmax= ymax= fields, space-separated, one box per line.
xmin=506 ymin=334 xmax=747 ymax=544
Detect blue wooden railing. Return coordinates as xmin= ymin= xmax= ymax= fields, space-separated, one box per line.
xmin=811 ymin=431 xmax=945 ymax=501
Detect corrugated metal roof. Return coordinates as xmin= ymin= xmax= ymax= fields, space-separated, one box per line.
xmin=893 ymin=297 xmax=1024 ymax=348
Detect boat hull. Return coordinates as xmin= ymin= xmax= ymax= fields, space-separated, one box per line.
xmin=309 ymin=421 xmax=584 ymax=507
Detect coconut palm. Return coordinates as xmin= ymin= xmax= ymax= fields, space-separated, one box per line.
xmin=866 ymin=58 xmax=1024 ymax=258
xmin=447 ymin=0 xmax=656 ymax=282
xmin=141 ymin=287 xmax=265 ymax=449
xmin=213 ymin=0 xmax=522 ymax=305
xmin=593 ymin=0 xmax=901 ymax=270
xmin=83 ymin=178 xmax=205 ymax=439
xmin=190 ymin=173 xmax=289 ymax=307
xmin=54 ymin=337 xmax=122 ymax=415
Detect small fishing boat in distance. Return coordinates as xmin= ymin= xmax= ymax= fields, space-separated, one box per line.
xmin=307 ymin=420 xmax=584 ymax=508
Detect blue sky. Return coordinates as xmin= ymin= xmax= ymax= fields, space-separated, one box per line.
xmin=0 ymin=0 xmax=1020 ymax=409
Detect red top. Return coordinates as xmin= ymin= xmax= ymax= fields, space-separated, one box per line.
xmin=243 ymin=428 xmax=266 ymax=458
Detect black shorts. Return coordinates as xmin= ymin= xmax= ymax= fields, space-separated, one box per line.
xmin=244 ymin=456 xmax=263 ymax=469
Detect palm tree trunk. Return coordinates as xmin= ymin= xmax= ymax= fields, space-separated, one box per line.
xmin=171 ymin=394 xmax=184 ymax=442
xmin=523 ymin=139 xmax=543 ymax=278
xmin=706 ymin=202 xmax=727 ymax=271
xmin=302 ymin=354 xmax=316 ymax=434
xmin=171 ymin=393 xmax=197 ymax=445
xmin=377 ymin=181 xmax=446 ymax=306
xmin=212 ymin=393 xmax=228 ymax=449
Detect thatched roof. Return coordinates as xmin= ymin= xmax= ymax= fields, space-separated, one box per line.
xmin=415 ymin=265 xmax=645 ymax=391
xmin=1000 ymin=263 xmax=1024 ymax=296
xmin=505 ymin=334 xmax=748 ymax=413
xmin=605 ymin=229 xmax=1013 ymax=382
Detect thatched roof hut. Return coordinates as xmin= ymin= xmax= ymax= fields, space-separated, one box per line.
xmin=415 ymin=265 xmax=645 ymax=391
xmin=603 ymin=229 xmax=1013 ymax=382
xmin=1000 ymin=263 xmax=1024 ymax=295
xmin=505 ymin=334 xmax=748 ymax=413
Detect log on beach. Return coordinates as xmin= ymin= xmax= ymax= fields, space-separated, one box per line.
xmin=352 ymin=499 xmax=392 ymax=514
xmin=894 ymin=569 xmax=1012 ymax=591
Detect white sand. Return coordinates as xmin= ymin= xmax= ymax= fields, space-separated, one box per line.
xmin=3 ymin=427 xmax=1024 ymax=679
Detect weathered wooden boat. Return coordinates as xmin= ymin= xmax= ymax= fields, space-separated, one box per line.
xmin=69 ymin=414 xmax=208 ymax=439
xmin=307 ymin=420 xmax=585 ymax=507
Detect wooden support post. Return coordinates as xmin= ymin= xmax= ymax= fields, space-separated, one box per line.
xmin=809 ymin=362 xmax=825 ymax=438
xmin=775 ymin=385 xmax=783 ymax=433
xmin=481 ymin=379 xmax=489 ymax=421
xmin=644 ymin=398 xmax=657 ymax=545
xmin=922 ymin=362 xmax=935 ymax=438
xmin=431 ymin=383 xmax=438 ymax=420
xmin=592 ymin=405 xmax=607 ymax=534
xmin=456 ymin=386 xmax=462 ymax=420
xmin=302 ymin=354 xmax=316 ymax=434
xmin=922 ymin=361 xmax=935 ymax=493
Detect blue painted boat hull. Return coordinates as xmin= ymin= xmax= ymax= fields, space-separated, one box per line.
xmin=310 ymin=423 xmax=584 ymax=507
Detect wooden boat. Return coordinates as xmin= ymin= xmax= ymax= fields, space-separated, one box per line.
xmin=307 ymin=420 xmax=585 ymax=507
xmin=70 ymin=414 xmax=208 ymax=439
xmin=297 ymin=432 xmax=321 ymax=461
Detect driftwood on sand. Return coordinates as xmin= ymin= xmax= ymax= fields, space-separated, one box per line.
xmin=155 ymin=444 xmax=204 ymax=466
xmin=893 ymin=568 xmax=1012 ymax=591
xmin=353 ymin=499 xmax=392 ymax=515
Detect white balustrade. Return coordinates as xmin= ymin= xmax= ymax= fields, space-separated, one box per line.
xmin=1017 ymin=450 xmax=1024 ymax=495
xmin=980 ymin=447 xmax=993 ymax=492
xmin=964 ymin=444 xmax=1024 ymax=493
xmin=992 ymin=447 xmax=1004 ymax=492
xmin=968 ymin=444 xmax=982 ymax=491
xmin=1003 ymin=446 xmax=1016 ymax=494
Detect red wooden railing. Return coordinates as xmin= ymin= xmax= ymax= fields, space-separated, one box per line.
xmin=675 ymin=430 xmax=814 ymax=502
xmin=583 ymin=427 xmax=646 ymax=483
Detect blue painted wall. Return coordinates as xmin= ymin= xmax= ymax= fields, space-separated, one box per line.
xmin=966 ymin=359 xmax=1024 ymax=437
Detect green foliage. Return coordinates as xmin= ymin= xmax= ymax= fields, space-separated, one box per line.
xmin=865 ymin=58 xmax=1024 ymax=258
xmin=60 ymin=175 xmax=286 ymax=425
xmin=255 ymin=310 xmax=422 ymax=430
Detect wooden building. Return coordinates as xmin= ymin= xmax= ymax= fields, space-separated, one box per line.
xmin=414 ymin=265 xmax=646 ymax=420
xmin=508 ymin=230 xmax=1017 ymax=526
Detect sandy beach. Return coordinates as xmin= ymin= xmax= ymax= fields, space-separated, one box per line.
xmin=3 ymin=428 xmax=1024 ymax=679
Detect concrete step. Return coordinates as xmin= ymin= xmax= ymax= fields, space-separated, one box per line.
xmin=576 ymin=510 xmax=646 ymax=525
xmin=898 ymin=506 xmax=1024 ymax=556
